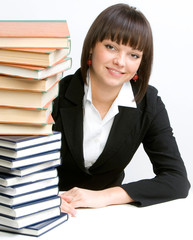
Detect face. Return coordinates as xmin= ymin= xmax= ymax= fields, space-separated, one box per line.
xmin=89 ymin=39 xmax=143 ymax=90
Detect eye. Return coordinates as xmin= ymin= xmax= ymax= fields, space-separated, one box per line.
xmin=131 ymin=53 xmax=140 ymax=59
xmin=105 ymin=44 xmax=116 ymax=50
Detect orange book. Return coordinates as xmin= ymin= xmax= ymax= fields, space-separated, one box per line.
xmin=0 ymin=83 xmax=59 ymax=109
xmin=0 ymin=101 xmax=53 ymax=125
xmin=0 ymin=57 xmax=72 ymax=79
xmin=0 ymin=114 xmax=54 ymax=135
xmin=0 ymin=41 xmax=71 ymax=67
xmin=0 ymin=73 xmax=63 ymax=92
xmin=0 ymin=20 xmax=70 ymax=48
xmin=0 ymin=20 xmax=70 ymax=38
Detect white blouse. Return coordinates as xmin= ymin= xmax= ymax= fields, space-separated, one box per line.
xmin=83 ymin=72 xmax=136 ymax=169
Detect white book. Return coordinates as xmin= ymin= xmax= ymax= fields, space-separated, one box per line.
xmin=0 ymin=177 xmax=58 ymax=196
xmin=0 ymin=206 xmax=60 ymax=229
xmin=0 ymin=168 xmax=57 ymax=187
xmin=0 ymin=150 xmax=60 ymax=169
xmin=0 ymin=141 xmax=61 ymax=158
xmin=0 ymin=212 xmax=68 ymax=237
xmin=0 ymin=195 xmax=61 ymax=218
xmin=0 ymin=158 xmax=61 ymax=176
xmin=0 ymin=185 xmax=59 ymax=206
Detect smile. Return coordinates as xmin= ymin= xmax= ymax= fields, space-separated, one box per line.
xmin=107 ymin=67 xmax=124 ymax=75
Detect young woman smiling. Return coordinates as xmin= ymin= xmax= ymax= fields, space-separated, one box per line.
xmin=52 ymin=3 xmax=190 ymax=217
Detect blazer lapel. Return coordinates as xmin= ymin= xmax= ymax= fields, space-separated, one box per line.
xmin=89 ymin=80 xmax=141 ymax=171
xmin=59 ymin=70 xmax=87 ymax=172
xmin=89 ymin=106 xmax=139 ymax=171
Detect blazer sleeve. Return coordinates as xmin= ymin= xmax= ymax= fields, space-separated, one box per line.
xmin=121 ymin=90 xmax=190 ymax=207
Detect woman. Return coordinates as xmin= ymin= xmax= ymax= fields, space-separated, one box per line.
xmin=52 ymin=3 xmax=190 ymax=216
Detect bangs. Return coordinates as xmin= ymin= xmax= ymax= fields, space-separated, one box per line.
xmin=96 ymin=10 xmax=150 ymax=52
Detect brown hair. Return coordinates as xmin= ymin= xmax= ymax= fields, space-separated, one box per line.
xmin=81 ymin=3 xmax=153 ymax=103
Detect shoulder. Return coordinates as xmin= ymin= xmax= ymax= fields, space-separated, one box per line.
xmin=138 ymin=84 xmax=165 ymax=115
xmin=58 ymin=68 xmax=83 ymax=96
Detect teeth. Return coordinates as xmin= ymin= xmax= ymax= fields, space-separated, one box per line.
xmin=110 ymin=69 xmax=120 ymax=74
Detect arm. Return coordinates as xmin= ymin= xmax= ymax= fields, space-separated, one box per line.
xmin=121 ymin=95 xmax=190 ymax=206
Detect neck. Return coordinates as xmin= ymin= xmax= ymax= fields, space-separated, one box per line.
xmin=90 ymin=74 xmax=122 ymax=119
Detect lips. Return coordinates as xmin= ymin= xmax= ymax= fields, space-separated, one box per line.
xmin=107 ymin=67 xmax=124 ymax=76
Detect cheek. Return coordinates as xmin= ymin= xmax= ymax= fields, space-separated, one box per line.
xmin=126 ymin=60 xmax=141 ymax=73
xmin=92 ymin=50 xmax=110 ymax=65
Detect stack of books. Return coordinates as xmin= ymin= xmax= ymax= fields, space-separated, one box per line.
xmin=0 ymin=133 xmax=68 ymax=236
xmin=0 ymin=20 xmax=71 ymax=236
xmin=0 ymin=20 xmax=72 ymax=135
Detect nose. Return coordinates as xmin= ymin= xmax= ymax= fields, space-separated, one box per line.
xmin=113 ymin=52 xmax=125 ymax=67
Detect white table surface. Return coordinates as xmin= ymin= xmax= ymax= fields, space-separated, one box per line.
xmin=0 ymin=190 xmax=192 ymax=240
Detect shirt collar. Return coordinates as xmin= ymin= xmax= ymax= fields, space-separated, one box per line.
xmin=83 ymin=70 xmax=136 ymax=109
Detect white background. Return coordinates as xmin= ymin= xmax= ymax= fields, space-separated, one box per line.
xmin=1 ymin=0 xmax=193 ymax=188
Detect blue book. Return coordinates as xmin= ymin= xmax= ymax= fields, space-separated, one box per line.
xmin=0 ymin=131 xmax=61 ymax=150
xmin=0 ymin=158 xmax=61 ymax=176
xmin=0 ymin=168 xmax=57 ymax=187
xmin=0 ymin=212 xmax=68 ymax=236
xmin=0 ymin=185 xmax=59 ymax=206
xmin=0 ymin=150 xmax=60 ymax=168
xmin=0 ymin=140 xmax=61 ymax=159
xmin=0 ymin=206 xmax=60 ymax=229
xmin=0 ymin=195 xmax=61 ymax=219
xmin=0 ymin=176 xmax=58 ymax=196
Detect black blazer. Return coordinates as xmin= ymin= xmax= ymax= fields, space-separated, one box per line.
xmin=52 ymin=69 xmax=190 ymax=207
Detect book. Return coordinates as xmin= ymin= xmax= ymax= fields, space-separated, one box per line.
xmin=0 ymin=44 xmax=71 ymax=67
xmin=0 ymin=168 xmax=57 ymax=187
xmin=0 ymin=177 xmax=59 ymax=196
xmin=0 ymin=195 xmax=61 ymax=218
xmin=0 ymin=131 xmax=61 ymax=149
xmin=0 ymin=83 xmax=58 ymax=109
xmin=0 ymin=185 xmax=59 ymax=206
xmin=0 ymin=158 xmax=61 ymax=176
xmin=0 ymin=20 xmax=70 ymax=38
xmin=0 ymin=212 xmax=68 ymax=237
xmin=0 ymin=20 xmax=70 ymax=49
xmin=0 ymin=72 xmax=63 ymax=92
xmin=0 ymin=102 xmax=53 ymax=125
xmin=0 ymin=150 xmax=60 ymax=169
xmin=0 ymin=115 xmax=54 ymax=135
xmin=0 ymin=206 xmax=60 ymax=229
xmin=0 ymin=139 xmax=61 ymax=158
xmin=0 ymin=38 xmax=70 ymax=49
xmin=0 ymin=57 xmax=72 ymax=79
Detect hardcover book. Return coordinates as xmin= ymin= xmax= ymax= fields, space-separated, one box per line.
xmin=0 ymin=20 xmax=70 ymax=49
xmin=0 ymin=185 xmax=59 ymax=206
xmin=0 ymin=177 xmax=59 ymax=196
xmin=0 ymin=57 xmax=72 ymax=79
xmin=0 ymin=206 xmax=60 ymax=229
xmin=0 ymin=117 xmax=54 ymax=135
xmin=0 ymin=73 xmax=63 ymax=92
xmin=0 ymin=81 xmax=59 ymax=109
xmin=0 ymin=139 xmax=61 ymax=158
xmin=0 ymin=101 xmax=53 ymax=125
xmin=0 ymin=37 xmax=70 ymax=48
xmin=0 ymin=131 xmax=61 ymax=149
xmin=0 ymin=158 xmax=61 ymax=176
xmin=0 ymin=20 xmax=70 ymax=38
xmin=0 ymin=168 xmax=58 ymax=187
xmin=0 ymin=212 xmax=68 ymax=237
xmin=0 ymin=44 xmax=70 ymax=67
xmin=0 ymin=195 xmax=61 ymax=218
xmin=0 ymin=150 xmax=60 ymax=169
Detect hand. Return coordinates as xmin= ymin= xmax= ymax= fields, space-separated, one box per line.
xmin=60 ymin=187 xmax=106 ymax=215
xmin=59 ymin=194 xmax=77 ymax=217
xmin=59 ymin=186 xmax=133 ymax=216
